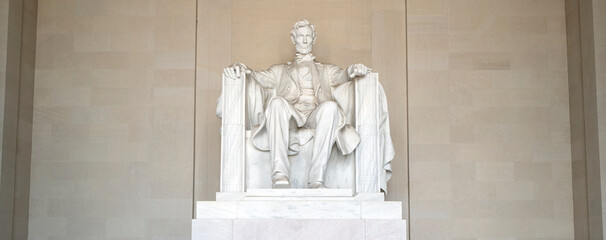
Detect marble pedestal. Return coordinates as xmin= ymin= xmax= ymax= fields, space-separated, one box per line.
xmin=192 ymin=189 xmax=407 ymax=240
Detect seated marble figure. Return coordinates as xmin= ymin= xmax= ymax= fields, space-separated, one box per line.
xmin=222 ymin=19 xmax=393 ymax=190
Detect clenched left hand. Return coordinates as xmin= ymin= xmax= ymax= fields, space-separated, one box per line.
xmin=347 ymin=63 xmax=371 ymax=78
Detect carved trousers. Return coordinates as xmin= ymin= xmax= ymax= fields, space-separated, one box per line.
xmin=266 ymin=97 xmax=341 ymax=184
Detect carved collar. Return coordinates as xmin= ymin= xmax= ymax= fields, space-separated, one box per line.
xmin=295 ymin=53 xmax=316 ymax=64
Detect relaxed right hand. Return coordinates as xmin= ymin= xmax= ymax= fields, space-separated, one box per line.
xmin=223 ymin=63 xmax=251 ymax=79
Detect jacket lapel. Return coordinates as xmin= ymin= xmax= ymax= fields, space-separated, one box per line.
xmin=286 ymin=62 xmax=299 ymax=87
xmin=310 ymin=61 xmax=321 ymax=94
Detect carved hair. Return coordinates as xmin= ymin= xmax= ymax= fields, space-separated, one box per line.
xmin=290 ymin=19 xmax=316 ymax=43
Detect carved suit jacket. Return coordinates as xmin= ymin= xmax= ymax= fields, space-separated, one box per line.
xmin=252 ymin=60 xmax=349 ymax=104
xmin=248 ymin=60 xmax=361 ymax=155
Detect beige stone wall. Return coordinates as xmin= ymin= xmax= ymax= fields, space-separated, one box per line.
xmin=29 ymin=0 xmax=196 ymax=239
xmin=194 ymin=0 xmax=408 ymax=212
xmin=408 ymin=0 xmax=574 ymax=238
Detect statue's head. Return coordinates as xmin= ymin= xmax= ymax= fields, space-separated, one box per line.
xmin=290 ymin=19 xmax=316 ymax=54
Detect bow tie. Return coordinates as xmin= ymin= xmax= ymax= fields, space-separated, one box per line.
xmin=295 ymin=53 xmax=316 ymax=64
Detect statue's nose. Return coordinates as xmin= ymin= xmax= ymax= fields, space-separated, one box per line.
xmin=303 ymin=38 xmax=307 ymax=44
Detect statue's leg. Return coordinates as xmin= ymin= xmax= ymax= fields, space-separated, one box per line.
xmin=307 ymin=101 xmax=341 ymax=188
xmin=266 ymin=97 xmax=292 ymax=187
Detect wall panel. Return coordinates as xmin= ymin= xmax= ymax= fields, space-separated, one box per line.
xmin=29 ymin=0 xmax=196 ymax=238
xmin=408 ymin=0 xmax=574 ymax=238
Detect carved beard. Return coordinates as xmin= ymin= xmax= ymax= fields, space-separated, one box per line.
xmin=295 ymin=43 xmax=312 ymax=54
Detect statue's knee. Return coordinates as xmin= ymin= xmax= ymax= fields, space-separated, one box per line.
xmin=318 ymin=101 xmax=340 ymax=120
xmin=319 ymin=101 xmax=338 ymax=113
xmin=268 ymin=97 xmax=288 ymax=110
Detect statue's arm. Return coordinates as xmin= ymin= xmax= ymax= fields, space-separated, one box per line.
xmin=327 ymin=63 xmax=371 ymax=87
xmin=326 ymin=64 xmax=350 ymax=87
xmin=247 ymin=65 xmax=280 ymax=89
xmin=224 ymin=63 xmax=278 ymax=89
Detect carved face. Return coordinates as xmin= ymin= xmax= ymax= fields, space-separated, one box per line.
xmin=293 ymin=26 xmax=314 ymax=54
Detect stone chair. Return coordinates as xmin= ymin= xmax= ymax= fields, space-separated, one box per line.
xmin=217 ymin=72 xmax=392 ymax=194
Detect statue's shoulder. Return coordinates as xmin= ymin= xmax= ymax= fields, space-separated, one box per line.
xmin=317 ymin=62 xmax=335 ymax=67
xmin=314 ymin=61 xmax=339 ymax=72
xmin=310 ymin=60 xmax=336 ymax=66
xmin=268 ymin=63 xmax=289 ymax=71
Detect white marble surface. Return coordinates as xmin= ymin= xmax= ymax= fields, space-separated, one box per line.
xmin=246 ymin=188 xmax=354 ymax=197
xmin=217 ymin=191 xmax=385 ymax=202
xmin=361 ymin=201 xmax=402 ymax=219
xmin=192 ymin=219 xmax=407 ymax=240
xmin=365 ymin=220 xmax=407 ymax=240
xmin=233 ymin=219 xmax=365 ymax=240
xmin=242 ymin=196 xmax=356 ymax=201
xmin=237 ymin=201 xmax=361 ymax=219
xmin=196 ymin=200 xmax=403 ymax=219
xmin=196 ymin=201 xmax=237 ymax=219
xmin=219 ymin=72 xmax=246 ymax=192
xmin=246 ymin=137 xmax=355 ymax=189
xmin=192 ymin=219 xmax=233 ymax=240
xmin=354 ymin=193 xmax=385 ymax=201
xmin=216 ymin=192 xmax=246 ymax=201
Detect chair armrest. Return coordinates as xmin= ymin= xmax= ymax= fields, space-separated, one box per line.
xmin=354 ymin=73 xmax=382 ymax=193
xmin=220 ymin=72 xmax=246 ymax=192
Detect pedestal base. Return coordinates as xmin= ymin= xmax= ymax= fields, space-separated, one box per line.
xmin=196 ymin=200 xmax=403 ymax=219
xmin=192 ymin=190 xmax=406 ymax=240
xmin=192 ymin=219 xmax=407 ymax=240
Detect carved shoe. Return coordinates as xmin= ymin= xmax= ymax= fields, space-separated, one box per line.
xmin=272 ymin=173 xmax=290 ymax=189
xmin=308 ymin=181 xmax=328 ymax=189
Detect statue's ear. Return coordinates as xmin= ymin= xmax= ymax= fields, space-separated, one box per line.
xmin=312 ymin=35 xmax=316 ymax=45
xmin=290 ymin=34 xmax=296 ymax=45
